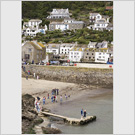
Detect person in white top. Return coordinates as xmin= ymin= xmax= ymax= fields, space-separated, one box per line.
xmin=33 ymin=73 xmax=36 ymax=78
xmin=60 ymin=95 xmax=62 ymax=104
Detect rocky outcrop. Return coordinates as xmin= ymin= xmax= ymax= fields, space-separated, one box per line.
xmin=22 ymin=94 xmax=43 ymax=134
xmin=42 ymin=127 xmax=62 ymax=134
xmin=23 ymin=65 xmax=113 ymax=88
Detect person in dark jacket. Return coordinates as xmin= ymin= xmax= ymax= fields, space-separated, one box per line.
xmin=84 ymin=110 xmax=87 ymax=118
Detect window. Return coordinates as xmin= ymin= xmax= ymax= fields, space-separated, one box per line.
xmin=25 ymin=54 xmax=30 ymax=59
xmin=65 ymin=52 xmax=66 ymax=54
xmin=86 ymin=56 xmax=87 ymax=58
xmin=71 ymin=52 xmax=73 ymax=54
xmin=89 ymin=57 xmax=91 ymax=59
xmin=65 ymin=49 xmax=66 ymax=51
xmin=71 ymin=56 xmax=73 ymax=58
xmin=29 ymin=48 xmax=32 ymax=52
xmin=103 ymin=56 xmax=105 ymax=58
xmin=87 ymin=53 xmax=89 ymax=55
xmin=62 ymin=49 xmax=63 ymax=51
xmin=99 ymin=56 xmax=101 ymax=58
xmin=92 ymin=53 xmax=94 ymax=55
xmin=99 ymin=53 xmax=101 ymax=55
xmin=74 ymin=56 xmax=76 ymax=58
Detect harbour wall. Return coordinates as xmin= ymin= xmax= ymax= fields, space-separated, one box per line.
xmin=23 ymin=65 xmax=113 ymax=88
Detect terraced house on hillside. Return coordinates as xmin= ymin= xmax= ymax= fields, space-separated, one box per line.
xmin=22 ymin=41 xmax=46 ymax=63
xmin=49 ymin=18 xmax=84 ymax=31
xmin=83 ymin=48 xmax=95 ymax=62
xmin=69 ymin=48 xmax=84 ymax=62
xmin=47 ymin=8 xmax=71 ymax=19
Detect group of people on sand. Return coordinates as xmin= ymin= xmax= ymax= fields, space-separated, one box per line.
xmin=81 ymin=109 xmax=87 ymax=118
xmin=34 ymin=89 xmax=71 ymax=113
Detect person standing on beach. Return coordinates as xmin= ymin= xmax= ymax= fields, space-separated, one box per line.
xmin=55 ymin=95 xmax=57 ymax=102
xmin=83 ymin=110 xmax=87 ymax=118
xmin=26 ymin=75 xmax=28 ymax=80
xmin=48 ymin=93 xmax=49 ymax=99
xmin=51 ymin=96 xmax=53 ymax=103
xmin=60 ymin=95 xmax=62 ymax=104
xmin=43 ymin=96 xmax=46 ymax=105
xmin=53 ymin=95 xmax=55 ymax=102
xmin=28 ymin=70 xmax=30 ymax=75
xmin=33 ymin=73 xmax=36 ymax=78
xmin=37 ymin=75 xmax=39 ymax=80
xmin=23 ymin=66 xmax=25 ymax=72
xmin=57 ymin=89 xmax=59 ymax=95
xmin=65 ymin=94 xmax=67 ymax=100
xmin=81 ymin=109 xmax=84 ymax=118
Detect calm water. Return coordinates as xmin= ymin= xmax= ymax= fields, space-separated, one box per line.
xmin=50 ymin=89 xmax=113 ymax=134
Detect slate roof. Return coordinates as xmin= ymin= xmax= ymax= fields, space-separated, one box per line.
xmin=90 ymin=13 xmax=99 ymax=16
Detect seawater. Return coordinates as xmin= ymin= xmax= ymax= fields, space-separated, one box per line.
xmin=50 ymin=89 xmax=113 ymax=134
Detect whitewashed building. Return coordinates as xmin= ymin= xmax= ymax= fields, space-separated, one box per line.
xmin=87 ymin=41 xmax=97 ymax=48
xmin=59 ymin=43 xmax=77 ymax=59
xmin=69 ymin=48 xmax=84 ymax=62
xmin=46 ymin=44 xmax=60 ymax=55
xmin=22 ymin=19 xmax=48 ymax=36
xmin=95 ymin=48 xmax=111 ymax=63
xmin=23 ymin=19 xmax=42 ymax=27
xmin=88 ymin=13 xmax=113 ymax=31
xmin=23 ymin=27 xmax=38 ymax=37
xmin=95 ymin=41 xmax=108 ymax=49
xmin=89 ymin=13 xmax=102 ymax=23
xmin=49 ymin=19 xmax=84 ymax=31
xmin=92 ymin=18 xmax=109 ymax=30
xmin=47 ymin=9 xmax=71 ymax=19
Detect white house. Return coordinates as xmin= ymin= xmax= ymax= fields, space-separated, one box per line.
xmin=87 ymin=41 xmax=97 ymax=48
xmin=95 ymin=48 xmax=111 ymax=63
xmin=49 ymin=19 xmax=84 ymax=31
xmin=23 ymin=19 xmax=42 ymax=28
xmin=47 ymin=8 xmax=71 ymax=19
xmin=23 ymin=27 xmax=38 ymax=37
xmin=46 ymin=44 xmax=60 ymax=55
xmin=93 ymin=18 xmax=109 ymax=30
xmin=60 ymin=43 xmax=76 ymax=55
xmin=88 ymin=13 xmax=113 ymax=31
xmin=89 ymin=13 xmax=102 ymax=23
xmin=23 ymin=19 xmax=47 ymax=36
xmin=69 ymin=48 xmax=84 ymax=62
xmin=95 ymin=41 xmax=108 ymax=49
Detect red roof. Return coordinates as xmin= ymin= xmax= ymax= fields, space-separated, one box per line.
xmin=106 ymin=6 xmax=113 ymax=10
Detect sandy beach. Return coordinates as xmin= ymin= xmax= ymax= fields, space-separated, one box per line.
xmin=22 ymin=77 xmax=112 ymax=110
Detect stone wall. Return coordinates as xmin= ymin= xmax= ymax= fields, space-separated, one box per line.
xmin=23 ymin=65 xmax=113 ymax=88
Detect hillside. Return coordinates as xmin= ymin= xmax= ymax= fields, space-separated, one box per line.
xmin=22 ymin=1 xmax=113 ymax=23
xmin=22 ymin=1 xmax=113 ymax=44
